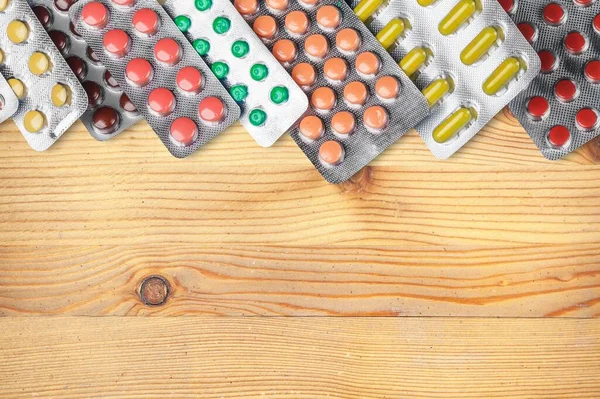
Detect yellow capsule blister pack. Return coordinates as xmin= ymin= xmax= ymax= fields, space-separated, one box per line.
xmin=349 ymin=0 xmax=541 ymax=158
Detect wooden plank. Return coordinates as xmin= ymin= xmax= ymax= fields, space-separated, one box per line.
xmin=0 ymin=317 xmax=598 ymax=398
xmin=1 ymin=245 xmax=599 ymax=317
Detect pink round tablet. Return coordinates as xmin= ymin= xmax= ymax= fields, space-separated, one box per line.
xmin=126 ymin=58 xmax=153 ymax=86
xmin=133 ymin=8 xmax=159 ymax=36
xmin=176 ymin=66 xmax=203 ymax=94
xmin=199 ymin=97 xmax=225 ymax=123
xmin=154 ymin=38 xmax=181 ymax=65
xmin=103 ymin=29 xmax=131 ymax=58
xmin=148 ymin=88 xmax=176 ymax=116
xmin=170 ymin=117 xmax=198 ymax=146
xmin=82 ymin=2 xmax=109 ymax=29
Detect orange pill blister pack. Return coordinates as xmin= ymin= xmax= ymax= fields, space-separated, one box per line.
xmin=0 ymin=0 xmax=87 ymax=151
xmin=29 ymin=0 xmax=143 ymax=141
xmin=70 ymin=0 xmax=241 ymax=158
xmin=236 ymin=0 xmax=429 ymax=183
xmin=350 ymin=0 xmax=541 ymax=159
xmin=507 ymin=0 xmax=600 ymax=160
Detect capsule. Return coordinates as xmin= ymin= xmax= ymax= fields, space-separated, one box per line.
xmin=433 ymin=107 xmax=475 ymax=143
xmin=422 ymin=78 xmax=450 ymax=107
xmin=353 ymin=0 xmax=384 ymax=22
xmin=439 ymin=0 xmax=477 ymax=36
xmin=399 ymin=47 xmax=427 ymax=77
xmin=376 ymin=18 xmax=405 ymax=50
xmin=417 ymin=0 xmax=437 ymax=6
xmin=482 ymin=57 xmax=521 ymax=95
xmin=461 ymin=26 xmax=502 ymax=65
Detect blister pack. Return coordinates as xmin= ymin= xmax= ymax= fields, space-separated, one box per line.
xmin=504 ymin=0 xmax=600 ymax=160
xmin=231 ymin=0 xmax=428 ymax=183
xmin=0 ymin=0 xmax=87 ymax=151
xmin=163 ymin=0 xmax=309 ymax=147
xmin=349 ymin=0 xmax=541 ymax=159
xmin=0 ymin=73 xmax=19 ymax=125
xmin=28 ymin=0 xmax=143 ymax=141
xmin=70 ymin=0 xmax=241 ymax=157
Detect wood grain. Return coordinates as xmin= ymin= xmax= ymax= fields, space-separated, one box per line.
xmin=0 ymin=317 xmax=598 ymax=398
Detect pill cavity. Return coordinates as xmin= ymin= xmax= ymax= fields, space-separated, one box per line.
xmin=9 ymin=78 xmax=26 ymax=100
xmin=576 ymin=108 xmax=599 ymax=131
xmin=195 ymin=0 xmax=212 ymax=11
xmin=23 ymin=110 xmax=46 ymax=133
xmin=176 ymin=66 xmax=203 ymax=94
xmin=336 ymin=28 xmax=361 ymax=53
xmin=230 ymin=84 xmax=248 ymax=102
xmin=285 ymin=10 xmax=309 ymax=35
xmin=170 ymin=117 xmax=198 ymax=146
xmin=81 ymin=2 xmax=108 ymax=29
xmin=29 ymin=52 xmax=51 ymax=75
xmin=272 ymin=39 xmax=297 ymax=63
xmin=355 ymin=51 xmax=380 ymax=76
xmin=249 ymin=108 xmax=267 ymax=126
xmin=376 ymin=18 xmax=405 ymax=50
xmin=148 ymin=88 xmax=176 ymax=116
xmin=331 ymin=111 xmax=356 ymax=136
xmin=292 ymin=62 xmax=316 ymax=86
xmin=104 ymin=70 xmax=119 ymax=88
xmin=517 ymin=22 xmax=537 ymax=44
xmin=234 ymin=0 xmax=258 ymax=15
xmin=198 ymin=96 xmax=225 ymax=123
xmin=83 ymin=80 xmax=104 ymax=107
xmin=133 ymin=8 xmax=160 ymax=36
xmin=439 ymin=0 xmax=480 ymax=36
xmin=104 ymin=29 xmax=131 ymax=58
xmin=231 ymin=40 xmax=250 ymax=58
xmin=363 ymin=105 xmax=388 ymax=132
xmin=253 ymin=15 xmax=277 ymax=39
xmin=193 ymin=38 xmax=210 ymax=56
xmin=304 ymin=34 xmax=329 ymax=59
xmin=266 ymin=0 xmax=288 ymax=11
xmin=400 ymin=47 xmax=427 ymax=77
xmin=547 ymin=125 xmax=570 ymax=148
xmin=50 ymin=31 xmax=70 ymax=54
xmin=344 ymin=81 xmax=368 ymax=106
xmin=554 ymin=79 xmax=578 ymax=102
xmin=7 ymin=20 xmax=30 ymax=44
xmin=585 ymin=60 xmax=600 ymax=83
xmin=375 ymin=76 xmax=400 ymax=100
xmin=250 ymin=63 xmax=268 ymax=81
xmin=316 ymin=5 xmax=341 ymax=30
xmin=51 ymin=83 xmax=70 ymax=107
xmin=211 ymin=61 xmax=229 ymax=79
xmin=526 ymin=96 xmax=550 ymax=120
xmin=353 ymin=0 xmax=384 ymax=22
xmin=323 ymin=57 xmax=348 ymax=82
xmin=299 ymin=115 xmax=323 ymax=140
xmin=126 ymin=58 xmax=154 ymax=87
xmin=564 ymin=31 xmax=588 ymax=55
xmin=154 ymin=38 xmax=181 ymax=65
xmin=311 ymin=86 xmax=336 ymax=111
xmin=67 ymin=56 xmax=87 ymax=80
xmin=461 ymin=26 xmax=504 ymax=65
xmin=543 ymin=3 xmax=566 ymax=26
xmin=482 ymin=57 xmax=522 ymax=95
xmin=319 ymin=140 xmax=344 ymax=166
xmin=270 ymin=86 xmax=289 ymax=104
xmin=33 ymin=6 xmax=53 ymax=29
xmin=120 ymin=93 xmax=137 ymax=113
xmin=422 ymin=78 xmax=451 ymax=107
xmin=538 ymin=50 xmax=558 ymax=73
xmin=433 ymin=107 xmax=476 ymax=143
xmin=92 ymin=107 xmax=120 ymax=134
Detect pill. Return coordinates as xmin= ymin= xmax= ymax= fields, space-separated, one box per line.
xmin=234 ymin=0 xmax=258 ymax=15
xmin=250 ymin=63 xmax=269 ymax=81
xmin=375 ymin=76 xmax=400 ymax=100
xmin=92 ymin=107 xmax=120 ymax=135
xmin=0 ymin=49 xmax=4 ymax=64
xmin=439 ymin=0 xmax=477 ymax=36
xmin=461 ymin=26 xmax=501 ymax=65
xmin=54 ymin=0 xmax=74 ymax=11
xmin=305 ymin=34 xmax=329 ymax=59
xmin=300 ymin=0 xmax=319 ymax=6
xmin=353 ymin=0 xmax=384 ymax=22
xmin=422 ymin=78 xmax=450 ymax=107
xmin=547 ymin=125 xmax=570 ymax=147
xmin=595 ymin=14 xmax=600 ymax=33
xmin=120 ymin=93 xmax=137 ymax=113
xmin=554 ymin=79 xmax=578 ymax=102
xmin=482 ymin=57 xmax=521 ymax=95
xmin=24 ymin=110 xmax=46 ymax=133
xmin=29 ymin=52 xmax=51 ymax=75
xmin=433 ymin=107 xmax=475 ymax=143
xmin=133 ymin=8 xmax=160 ymax=36
xmin=316 ymin=5 xmax=341 ymax=30
xmin=170 ymin=117 xmax=198 ymax=146
xmin=266 ymin=0 xmax=288 ymax=11
xmin=292 ymin=62 xmax=316 ymax=86
xmin=376 ymin=18 xmax=405 ymax=50
xmin=526 ymin=96 xmax=549 ymax=120
xmin=417 ymin=0 xmax=437 ymax=5
xmin=399 ymin=47 xmax=427 ymax=77
xmin=51 ymin=83 xmax=70 ymax=107
xmin=344 ymin=81 xmax=368 ymax=106
xmin=104 ymin=70 xmax=119 ymax=88
xmin=249 ymin=108 xmax=267 ymax=126
xmin=154 ymin=38 xmax=181 ymax=65
xmin=176 ymin=66 xmax=203 ymax=94
xmin=585 ymin=60 xmax=600 ymax=83
xmin=87 ymin=47 xmax=100 ymax=63
xmin=84 ymin=81 xmax=104 ymax=107
xmin=270 ymin=86 xmax=289 ymax=104
xmin=213 ymin=16 xmax=231 ymax=34
xmin=574 ymin=0 xmax=594 ymax=5
xmin=285 ymin=11 xmax=309 ymax=35
xmin=319 ymin=140 xmax=344 ymax=165
xmin=355 ymin=51 xmax=379 ymax=76
xmin=0 ymin=0 xmax=9 ymax=11
xmin=33 ymin=6 xmax=53 ymax=29
xmin=7 ymin=20 xmax=29 ymax=44
xmin=174 ymin=16 xmax=193 ymax=33
xmin=336 ymin=28 xmax=361 ymax=53
xmin=517 ymin=22 xmax=537 ymax=43
xmin=331 ymin=111 xmax=355 ymax=136
xmin=538 ymin=50 xmax=558 ymax=73
xmin=70 ymin=21 xmax=80 ymax=37
xmin=299 ymin=115 xmax=323 ymax=140
xmin=231 ymin=40 xmax=250 ymax=58
xmin=50 ymin=31 xmax=69 ymax=54
xmin=104 ymin=29 xmax=131 ymax=57
xmin=564 ymin=31 xmax=588 ymax=54
xmin=498 ymin=0 xmax=515 ymax=13
xmin=81 ymin=2 xmax=108 ymax=29
xmin=125 ymin=58 xmax=153 ymax=87
xmin=212 ymin=61 xmax=229 ymax=79
xmin=148 ymin=88 xmax=176 ymax=116
xmin=253 ymin=15 xmax=278 ymax=39
xmin=193 ymin=38 xmax=210 ymax=56
xmin=323 ymin=57 xmax=348 ymax=82
xmin=543 ymin=3 xmax=566 ymax=26
xmin=8 ymin=78 xmax=26 ymax=100
xmin=272 ymin=39 xmax=297 ymax=63
xmin=363 ymin=105 xmax=388 ymax=132
xmin=576 ymin=108 xmax=599 ymax=131
xmin=311 ymin=86 xmax=336 ymax=111
xmin=112 ymin=0 xmax=136 ymax=6
xmin=194 ymin=0 xmax=212 ymax=11
xmin=199 ymin=96 xmax=225 ymax=122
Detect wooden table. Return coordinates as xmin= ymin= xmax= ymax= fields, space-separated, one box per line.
xmin=1 ymin=111 xmax=599 ymax=398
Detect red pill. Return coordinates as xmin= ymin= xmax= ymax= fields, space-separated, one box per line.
xmin=538 ymin=50 xmax=558 ymax=73
xmin=199 ymin=97 xmax=225 ymax=123
xmin=104 ymin=70 xmax=119 ymax=89
xmin=526 ymin=96 xmax=549 ymax=120
xmin=82 ymin=2 xmax=109 ymax=29
xmin=547 ymin=125 xmax=571 ymax=147
xmin=517 ymin=22 xmax=537 ymax=43
xmin=119 ymin=93 xmax=137 ymax=114
xmin=154 ymin=38 xmax=181 ymax=65
xmin=585 ymin=60 xmax=600 ymax=83
xmin=574 ymin=0 xmax=593 ymax=6
xmin=92 ymin=107 xmax=120 ymax=135
xmin=133 ymin=8 xmax=159 ymax=36
xmin=87 ymin=46 xmax=100 ymax=63
xmin=83 ymin=80 xmax=104 ymax=107
xmin=564 ymin=31 xmax=588 ymax=54
xmin=126 ymin=58 xmax=153 ymax=86
xmin=543 ymin=3 xmax=566 ymax=26
xmin=498 ymin=0 xmax=515 ymax=13
xmin=103 ymin=29 xmax=131 ymax=58
xmin=112 ymin=0 xmax=136 ymax=6
xmin=49 ymin=31 xmax=69 ymax=54
xmin=148 ymin=88 xmax=176 ymax=116
xmin=176 ymin=66 xmax=203 ymax=94
xmin=576 ymin=108 xmax=599 ymax=131
xmin=170 ymin=117 xmax=198 ymax=146
xmin=54 ymin=0 xmax=75 ymax=12
xmin=554 ymin=79 xmax=578 ymax=102
xmin=594 ymin=14 xmax=600 ymax=33
xmin=66 ymin=56 xmax=87 ymax=80
xmin=33 ymin=6 xmax=52 ymax=29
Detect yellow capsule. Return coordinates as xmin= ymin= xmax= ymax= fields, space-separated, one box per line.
xmin=433 ymin=107 xmax=475 ymax=143
xmin=422 ymin=78 xmax=450 ymax=107
xmin=353 ymin=0 xmax=384 ymax=22
xmin=7 ymin=20 xmax=29 ymax=44
xmin=0 ymin=0 xmax=9 ymax=12
xmin=376 ymin=19 xmax=405 ymax=50
xmin=482 ymin=57 xmax=521 ymax=95
xmin=400 ymin=47 xmax=427 ymax=77
xmin=439 ymin=0 xmax=477 ymax=36
xmin=461 ymin=26 xmax=502 ymax=65
xmin=23 ymin=110 xmax=46 ymax=133
xmin=51 ymin=83 xmax=70 ymax=107
xmin=8 ymin=78 xmax=26 ymax=100
xmin=417 ymin=0 xmax=437 ymax=6
xmin=29 ymin=52 xmax=51 ymax=75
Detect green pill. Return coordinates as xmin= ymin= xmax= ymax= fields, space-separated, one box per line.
xmin=195 ymin=0 xmax=212 ymax=11
xmin=231 ymin=40 xmax=250 ymax=58
xmin=193 ymin=38 xmax=210 ymax=56
xmin=270 ymin=86 xmax=289 ymax=104
xmin=250 ymin=63 xmax=268 ymax=81
xmin=212 ymin=61 xmax=229 ymax=79
xmin=230 ymin=85 xmax=249 ymax=102
xmin=174 ymin=15 xmax=192 ymax=32
xmin=249 ymin=108 xmax=267 ymax=126
xmin=213 ymin=16 xmax=231 ymax=34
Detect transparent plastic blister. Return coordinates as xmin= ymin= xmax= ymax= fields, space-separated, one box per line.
xmin=28 ymin=0 xmax=143 ymax=141
xmin=70 ymin=0 xmax=241 ymax=158
xmin=349 ymin=0 xmax=541 ymax=159
xmin=0 ymin=73 xmax=19 ymax=125
xmin=234 ymin=0 xmax=429 ymax=183
xmin=506 ymin=0 xmax=600 ymax=160
xmin=163 ymin=0 xmax=309 ymax=147
xmin=0 ymin=0 xmax=87 ymax=151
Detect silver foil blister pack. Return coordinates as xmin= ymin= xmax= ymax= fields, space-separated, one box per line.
xmin=234 ymin=0 xmax=428 ymax=183
xmin=70 ymin=0 xmax=241 ymax=158
xmin=506 ymin=0 xmax=600 ymax=160
xmin=29 ymin=0 xmax=143 ymax=141
xmin=349 ymin=0 xmax=541 ymax=159
xmin=163 ymin=0 xmax=309 ymax=147
xmin=0 ymin=0 xmax=87 ymax=151
xmin=0 ymin=73 xmax=19 ymax=125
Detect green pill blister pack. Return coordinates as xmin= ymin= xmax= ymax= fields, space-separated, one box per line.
xmin=165 ymin=0 xmax=309 ymax=147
